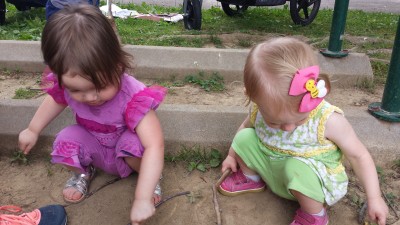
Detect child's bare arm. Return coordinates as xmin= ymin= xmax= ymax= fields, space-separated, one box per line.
xmin=130 ymin=110 xmax=164 ymax=223
xmin=325 ymin=113 xmax=388 ymax=225
xmin=19 ymin=95 xmax=66 ymax=154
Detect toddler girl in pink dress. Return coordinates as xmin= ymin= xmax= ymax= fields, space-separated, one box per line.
xmin=18 ymin=4 xmax=166 ymax=224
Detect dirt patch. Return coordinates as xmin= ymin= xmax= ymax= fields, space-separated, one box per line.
xmin=1 ymin=71 xmax=399 ymax=224
xmin=0 ymin=71 xmax=387 ymax=108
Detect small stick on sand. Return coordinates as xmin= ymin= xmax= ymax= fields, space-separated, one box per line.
xmin=212 ymin=169 xmax=232 ymax=225
xmin=155 ymin=191 xmax=191 ymax=208
xmin=215 ymin=169 xmax=232 ymax=187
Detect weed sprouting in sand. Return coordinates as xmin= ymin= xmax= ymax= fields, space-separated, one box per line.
xmin=165 ymin=145 xmax=222 ymax=172
xmin=13 ymin=87 xmax=40 ymax=99
xmin=11 ymin=150 xmax=29 ymax=165
xmin=185 ymin=71 xmax=225 ymax=92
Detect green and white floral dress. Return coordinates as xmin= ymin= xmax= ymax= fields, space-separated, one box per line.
xmin=250 ymin=100 xmax=348 ymax=205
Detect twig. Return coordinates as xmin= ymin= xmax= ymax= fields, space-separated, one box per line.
xmin=33 ymin=92 xmax=46 ymax=98
xmin=63 ymin=177 xmax=122 ymax=208
xmin=154 ymin=191 xmax=191 ymax=208
xmin=358 ymin=202 xmax=368 ymax=224
xmin=212 ymin=169 xmax=232 ymax=225
xmin=126 ymin=191 xmax=191 ymax=225
xmin=86 ymin=177 xmax=122 ymax=198
xmin=212 ymin=185 xmax=222 ymax=225
xmin=216 ymin=169 xmax=232 ymax=187
xmin=382 ymin=189 xmax=400 ymax=220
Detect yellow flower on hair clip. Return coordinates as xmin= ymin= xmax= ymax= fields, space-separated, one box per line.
xmin=305 ymin=79 xmax=327 ymax=98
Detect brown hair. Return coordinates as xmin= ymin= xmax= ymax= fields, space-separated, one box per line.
xmin=41 ymin=4 xmax=133 ymax=90
xmin=243 ymin=37 xmax=330 ymax=112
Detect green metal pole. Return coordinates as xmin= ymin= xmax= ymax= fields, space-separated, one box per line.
xmin=320 ymin=0 xmax=349 ymax=58
xmin=368 ymin=16 xmax=400 ymax=122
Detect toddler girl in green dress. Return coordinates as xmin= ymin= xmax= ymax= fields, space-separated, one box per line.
xmin=219 ymin=37 xmax=388 ymax=225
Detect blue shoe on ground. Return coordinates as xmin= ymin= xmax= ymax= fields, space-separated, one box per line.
xmin=38 ymin=205 xmax=67 ymax=225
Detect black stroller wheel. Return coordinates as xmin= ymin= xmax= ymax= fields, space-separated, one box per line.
xmin=290 ymin=0 xmax=321 ymax=26
xmin=183 ymin=0 xmax=202 ymax=30
xmin=221 ymin=3 xmax=248 ymax=17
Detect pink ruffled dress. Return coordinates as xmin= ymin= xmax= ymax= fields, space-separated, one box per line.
xmin=42 ymin=72 xmax=167 ymax=177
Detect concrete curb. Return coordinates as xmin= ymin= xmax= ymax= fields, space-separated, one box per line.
xmin=0 ymin=40 xmax=373 ymax=86
xmin=0 ymin=99 xmax=245 ymax=155
xmin=1 ymin=99 xmax=399 ymax=165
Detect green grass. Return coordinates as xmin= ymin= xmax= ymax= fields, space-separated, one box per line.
xmin=1 ymin=2 xmax=397 ymax=89
xmin=154 ymin=72 xmax=225 ymax=92
xmin=184 ymin=71 xmax=225 ymax=92
xmin=11 ymin=150 xmax=29 ymax=165
xmin=165 ymin=145 xmax=222 ymax=172
xmin=13 ymin=87 xmax=40 ymax=99
xmin=2 ymin=3 xmax=397 ymax=47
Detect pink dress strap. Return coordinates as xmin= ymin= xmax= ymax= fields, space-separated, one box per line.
xmin=125 ymin=86 xmax=167 ymax=130
xmin=41 ymin=67 xmax=67 ymax=105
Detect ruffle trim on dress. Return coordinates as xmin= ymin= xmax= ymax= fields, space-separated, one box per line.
xmin=125 ymin=86 xmax=167 ymax=130
xmin=41 ymin=67 xmax=67 ymax=105
xmin=51 ymin=140 xmax=86 ymax=173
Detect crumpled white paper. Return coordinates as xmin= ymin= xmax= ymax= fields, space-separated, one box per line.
xmin=100 ymin=4 xmax=139 ymax=19
xmin=100 ymin=3 xmax=183 ymax=22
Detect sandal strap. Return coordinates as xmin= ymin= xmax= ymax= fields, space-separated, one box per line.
xmin=64 ymin=166 xmax=96 ymax=196
xmin=154 ymin=183 xmax=162 ymax=196
xmin=154 ymin=174 xmax=163 ymax=196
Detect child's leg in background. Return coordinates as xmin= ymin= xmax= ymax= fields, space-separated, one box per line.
xmin=115 ymin=130 xmax=162 ymax=204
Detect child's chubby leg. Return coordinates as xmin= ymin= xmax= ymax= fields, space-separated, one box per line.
xmin=290 ymin=191 xmax=328 ymax=225
xmin=283 ymin=159 xmax=328 ymax=225
xmin=291 ymin=190 xmax=324 ymax=215
xmin=51 ymin=125 xmax=100 ymax=203
xmin=219 ymin=128 xmax=267 ymax=196
xmin=116 ymin=130 xmax=162 ymax=205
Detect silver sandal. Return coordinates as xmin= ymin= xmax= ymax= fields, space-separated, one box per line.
xmin=63 ymin=166 xmax=96 ymax=204
xmin=154 ymin=175 xmax=163 ymax=205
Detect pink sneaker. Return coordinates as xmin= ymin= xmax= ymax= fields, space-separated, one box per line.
xmin=290 ymin=208 xmax=329 ymax=225
xmin=218 ymin=169 xmax=265 ymax=196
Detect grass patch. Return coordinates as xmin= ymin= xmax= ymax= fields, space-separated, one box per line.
xmin=13 ymin=87 xmax=40 ymax=99
xmin=154 ymin=75 xmax=186 ymax=88
xmin=371 ymin=61 xmax=390 ymax=85
xmin=165 ymin=145 xmax=222 ymax=172
xmin=355 ymin=78 xmax=375 ymax=93
xmin=184 ymin=71 xmax=225 ymax=92
xmin=11 ymin=150 xmax=29 ymax=165
xmin=153 ymin=72 xmax=225 ymax=92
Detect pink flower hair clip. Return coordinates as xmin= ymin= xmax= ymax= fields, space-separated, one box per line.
xmin=288 ymin=65 xmax=327 ymax=113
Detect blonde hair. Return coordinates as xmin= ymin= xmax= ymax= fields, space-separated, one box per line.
xmin=244 ymin=37 xmax=330 ymax=113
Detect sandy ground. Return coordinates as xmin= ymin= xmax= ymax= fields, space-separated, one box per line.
xmin=1 ymin=71 xmax=400 ymax=225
